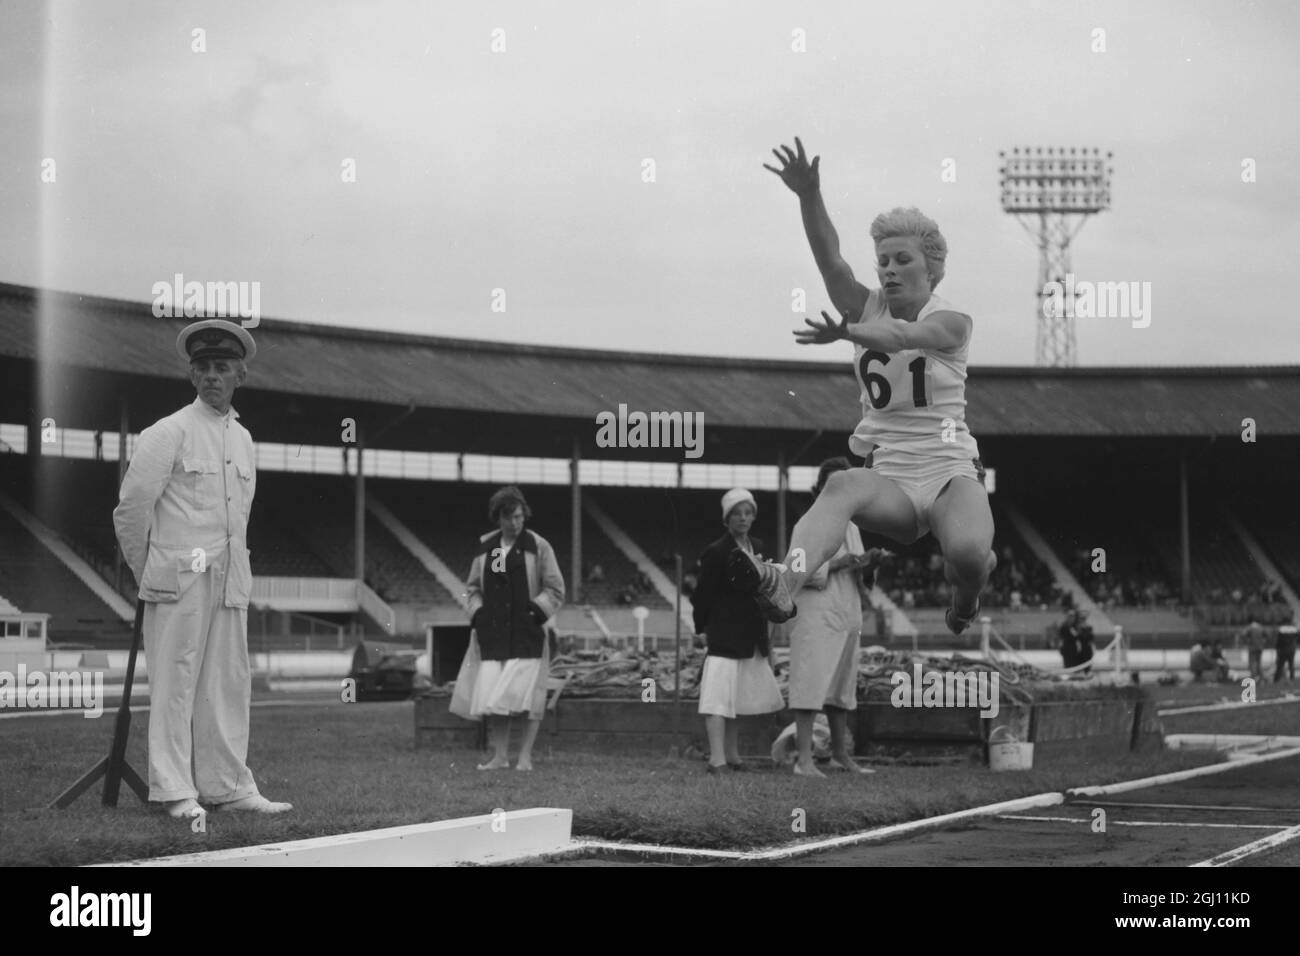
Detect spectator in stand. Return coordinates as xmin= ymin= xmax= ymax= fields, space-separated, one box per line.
xmin=450 ymin=485 xmax=566 ymax=772
xmin=690 ymin=489 xmax=783 ymax=773
xmin=1189 ymin=642 xmax=1214 ymax=682
xmin=1057 ymin=609 xmax=1081 ymax=671
xmin=1276 ymin=624 xmax=1297 ymax=683
xmin=587 ymin=563 xmax=605 ymax=584
xmin=1210 ymin=640 xmax=1230 ymax=681
xmin=1076 ymin=612 xmax=1095 ymax=675
xmin=1240 ymin=621 xmax=1267 ymax=681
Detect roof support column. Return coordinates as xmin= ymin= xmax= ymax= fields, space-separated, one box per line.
xmin=570 ymin=436 xmax=581 ymax=605
xmin=1179 ymin=449 xmax=1191 ymax=603
xmin=26 ymin=381 xmax=42 ymax=520
xmin=776 ymin=450 xmax=788 ymax=560
xmin=354 ymin=427 xmax=366 ymax=585
xmin=115 ymin=396 xmax=128 ymax=594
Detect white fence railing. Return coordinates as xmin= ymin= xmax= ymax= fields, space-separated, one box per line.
xmin=251 ymin=577 xmax=358 ymax=611
xmin=250 ymin=577 xmax=397 ymax=634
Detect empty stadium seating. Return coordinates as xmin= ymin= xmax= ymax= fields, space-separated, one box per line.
xmin=1147 ymin=501 xmax=1266 ymax=600
xmin=4 ymin=447 xmax=1291 ymax=644
xmin=255 ymin=473 xmax=455 ymax=605
xmin=373 ymin=480 xmax=670 ymax=608
xmin=1017 ymin=486 xmax=1183 ymax=607
xmin=1231 ymin=488 xmax=1300 ymax=597
xmin=0 ymin=506 xmax=129 ymax=643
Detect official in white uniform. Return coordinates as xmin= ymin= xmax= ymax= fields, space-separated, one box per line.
xmin=113 ymin=319 xmax=290 ymax=819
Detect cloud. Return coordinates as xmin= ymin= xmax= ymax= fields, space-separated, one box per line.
xmin=209 ymin=52 xmax=364 ymax=165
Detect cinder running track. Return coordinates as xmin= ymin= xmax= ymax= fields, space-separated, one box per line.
xmin=546 ymin=751 xmax=1300 ymax=867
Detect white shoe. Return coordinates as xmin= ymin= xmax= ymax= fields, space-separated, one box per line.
xmin=214 ymin=794 xmax=293 ymax=814
xmin=164 ymin=798 xmax=205 ymax=820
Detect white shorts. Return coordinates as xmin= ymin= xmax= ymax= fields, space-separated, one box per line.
xmin=870 ymin=448 xmax=986 ymax=539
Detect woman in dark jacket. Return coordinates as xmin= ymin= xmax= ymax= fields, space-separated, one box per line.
xmin=691 ymin=488 xmax=783 ymax=773
xmin=450 ymin=486 xmax=565 ymax=771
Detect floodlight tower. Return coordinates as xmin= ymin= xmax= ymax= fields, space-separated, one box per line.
xmin=999 ymin=147 xmax=1113 ymax=367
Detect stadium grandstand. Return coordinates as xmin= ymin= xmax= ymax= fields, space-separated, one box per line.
xmin=2 ymin=281 xmax=1298 ymax=653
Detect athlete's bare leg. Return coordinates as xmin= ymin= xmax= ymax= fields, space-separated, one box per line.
xmin=781 ymin=468 xmax=918 ymax=593
xmin=929 ymin=477 xmax=996 ymax=629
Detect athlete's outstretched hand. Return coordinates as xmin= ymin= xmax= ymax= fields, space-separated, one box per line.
xmin=794 ymin=310 xmax=849 ymax=345
xmin=763 ymin=137 xmax=820 ymax=196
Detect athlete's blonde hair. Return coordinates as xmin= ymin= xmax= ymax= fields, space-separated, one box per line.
xmin=869 ymin=207 xmax=948 ymax=290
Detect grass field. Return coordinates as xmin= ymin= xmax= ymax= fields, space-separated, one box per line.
xmin=0 ymin=690 xmax=1256 ymax=867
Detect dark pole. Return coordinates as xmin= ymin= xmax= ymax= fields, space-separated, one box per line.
xmin=354 ymin=429 xmax=365 ymax=585
xmin=673 ymin=553 xmax=682 ymax=746
xmin=115 ymin=397 xmax=128 ymax=593
xmin=26 ymin=396 xmax=42 ymax=521
xmin=1179 ymin=450 xmax=1191 ymax=603
xmin=776 ymin=450 xmax=788 ymax=560
xmin=103 ymin=599 xmax=146 ymax=805
xmin=51 ymin=599 xmax=148 ymax=808
xmin=570 ymin=436 xmax=582 ymax=604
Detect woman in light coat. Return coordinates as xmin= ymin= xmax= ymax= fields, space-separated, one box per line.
xmin=451 ymin=486 xmax=565 ymax=771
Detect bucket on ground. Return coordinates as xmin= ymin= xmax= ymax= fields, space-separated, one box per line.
xmin=988 ymin=723 xmax=1034 ymax=771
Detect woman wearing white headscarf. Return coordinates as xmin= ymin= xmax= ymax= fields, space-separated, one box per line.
xmin=690 ymin=488 xmax=783 ymax=773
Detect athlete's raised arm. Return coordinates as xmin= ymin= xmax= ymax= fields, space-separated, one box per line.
xmin=793 ymin=309 xmax=971 ymax=353
xmin=765 ymin=137 xmax=870 ymax=321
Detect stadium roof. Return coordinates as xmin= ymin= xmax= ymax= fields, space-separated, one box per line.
xmin=3 ymin=282 xmax=1300 ymax=463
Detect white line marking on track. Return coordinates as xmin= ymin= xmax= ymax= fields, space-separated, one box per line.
xmin=1192 ymin=823 xmax=1300 ymax=867
xmin=568 ymin=791 xmax=1067 ymax=864
xmin=996 ymin=815 xmax=1286 ymax=830
xmin=1085 ymin=801 xmax=1300 ymax=813
xmin=1160 ymin=694 xmax=1300 ymax=716
xmin=1069 ymin=745 xmax=1300 ymax=797
xmin=0 ymin=705 xmax=147 ymax=721
xmin=1165 ymin=733 xmax=1300 ymax=750
xmin=0 ymin=696 xmax=354 ymax=721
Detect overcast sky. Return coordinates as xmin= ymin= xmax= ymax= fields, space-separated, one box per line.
xmin=2 ymin=0 xmax=1297 ymax=367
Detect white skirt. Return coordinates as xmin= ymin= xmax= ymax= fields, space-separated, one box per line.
xmin=468 ymin=658 xmax=545 ymax=717
xmin=697 ymin=651 xmax=784 ymax=718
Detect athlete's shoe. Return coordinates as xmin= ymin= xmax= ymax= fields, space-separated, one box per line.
xmin=945 ymin=598 xmax=981 ymax=636
xmin=727 ymin=549 xmax=797 ymax=623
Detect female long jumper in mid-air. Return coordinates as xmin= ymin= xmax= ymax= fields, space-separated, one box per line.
xmin=732 ymin=137 xmax=997 ymax=635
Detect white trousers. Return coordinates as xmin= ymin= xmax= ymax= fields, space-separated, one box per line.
xmin=142 ymin=550 xmax=258 ymax=803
